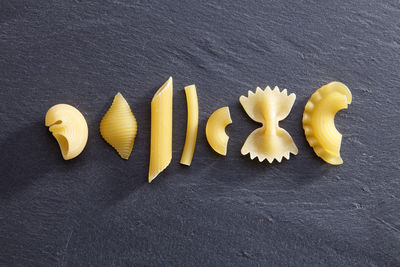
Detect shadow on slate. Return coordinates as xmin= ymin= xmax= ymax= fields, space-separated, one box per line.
xmin=0 ymin=123 xmax=56 ymax=197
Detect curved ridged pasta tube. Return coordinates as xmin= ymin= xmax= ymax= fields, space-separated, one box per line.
xmin=206 ymin=107 xmax=232 ymax=156
xmin=180 ymin=85 xmax=199 ymax=166
xmin=302 ymin=81 xmax=352 ymax=165
xmin=149 ymin=77 xmax=173 ymax=183
xmin=45 ymin=104 xmax=88 ymax=160
xmin=100 ymin=92 xmax=138 ymax=159
xmin=239 ymin=86 xmax=298 ymax=163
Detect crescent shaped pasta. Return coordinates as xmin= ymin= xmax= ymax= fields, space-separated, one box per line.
xmin=100 ymin=92 xmax=138 ymax=159
xmin=45 ymin=104 xmax=88 ymax=160
xmin=239 ymin=86 xmax=298 ymax=163
xmin=180 ymin=84 xmax=199 ymax=166
xmin=205 ymin=106 xmax=232 ymax=156
xmin=302 ymin=81 xmax=352 ymax=165
xmin=149 ymin=77 xmax=173 ymax=183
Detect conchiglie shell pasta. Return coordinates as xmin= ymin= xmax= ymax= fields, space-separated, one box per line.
xmin=100 ymin=92 xmax=138 ymax=159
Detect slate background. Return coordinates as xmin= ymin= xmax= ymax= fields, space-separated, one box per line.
xmin=1 ymin=0 xmax=400 ymax=266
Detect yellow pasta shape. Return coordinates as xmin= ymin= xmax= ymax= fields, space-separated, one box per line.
xmin=149 ymin=77 xmax=173 ymax=183
xmin=302 ymin=81 xmax=352 ymax=165
xmin=239 ymin=86 xmax=298 ymax=163
xmin=180 ymin=84 xmax=199 ymax=166
xmin=205 ymin=107 xmax=232 ymax=156
xmin=45 ymin=104 xmax=88 ymax=160
xmin=100 ymin=92 xmax=138 ymax=159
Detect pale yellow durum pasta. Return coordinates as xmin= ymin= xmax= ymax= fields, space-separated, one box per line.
xmin=45 ymin=104 xmax=88 ymax=160
xmin=100 ymin=92 xmax=138 ymax=159
xmin=302 ymin=81 xmax=352 ymax=165
xmin=149 ymin=77 xmax=173 ymax=183
xmin=180 ymin=84 xmax=199 ymax=166
xmin=205 ymin=107 xmax=232 ymax=156
xmin=239 ymin=86 xmax=298 ymax=163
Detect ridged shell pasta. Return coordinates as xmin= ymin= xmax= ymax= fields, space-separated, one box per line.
xmin=302 ymin=81 xmax=352 ymax=165
xmin=239 ymin=86 xmax=298 ymax=163
xmin=100 ymin=92 xmax=138 ymax=159
xmin=45 ymin=104 xmax=88 ymax=160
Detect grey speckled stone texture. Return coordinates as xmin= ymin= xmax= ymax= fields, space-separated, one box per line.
xmin=1 ymin=0 xmax=400 ymax=266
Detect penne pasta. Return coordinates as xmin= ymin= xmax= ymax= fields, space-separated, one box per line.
xmin=148 ymin=77 xmax=173 ymax=182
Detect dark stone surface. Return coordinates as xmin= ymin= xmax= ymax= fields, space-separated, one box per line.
xmin=1 ymin=0 xmax=399 ymax=266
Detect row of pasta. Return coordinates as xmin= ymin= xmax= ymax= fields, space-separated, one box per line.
xmin=45 ymin=77 xmax=352 ymax=182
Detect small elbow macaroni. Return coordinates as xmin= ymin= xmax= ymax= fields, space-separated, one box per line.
xmin=45 ymin=104 xmax=88 ymax=160
xmin=205 ymin=106 xmax=232 ymax=156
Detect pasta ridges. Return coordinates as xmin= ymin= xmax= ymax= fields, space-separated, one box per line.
xmin=100 ymin=92 xmax=138 ymax=160
xmin=148 ymin=77 xmax=173 ymax=182
xmin=302 ymin=81 xmax=352 ymax=165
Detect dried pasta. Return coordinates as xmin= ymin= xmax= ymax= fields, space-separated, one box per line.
xmin=100 ymin=92 xmax=138 ymax=159
xmin=180 ymin=84 xmax=199 ymax=166
xmin=45 ymin=104 xmax=88 ymax=160
xmin=149 ymin=77 xmax=173 ymax=182
xmin=239 ymin=86 xmax=298 ymax=163
xmin=302 ymin=81 xmax=352 ymax=165
xmin=205 ymin=107 xmax=232 ymax=156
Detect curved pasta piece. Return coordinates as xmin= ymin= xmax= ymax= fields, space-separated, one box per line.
xmin=149 ymin=77 xmax=173 ymax=183
xmin=239 ymin=86 xmax=298 ymax=163
xmin=45 ymin=104 xmax=88 ymax=160
xmin=302 ymin=81 xmax=352 ymax=165
xmin=205 ymin=107 xmax=232 ymax=156
xmin=180 ymin=84 xmax=199 ymax=166
xmin=100 ymin=92 xmax=138 ymax=159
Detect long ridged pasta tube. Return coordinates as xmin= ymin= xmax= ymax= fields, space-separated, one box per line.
xmin=148 ymin=77 xmax=173 ymax=182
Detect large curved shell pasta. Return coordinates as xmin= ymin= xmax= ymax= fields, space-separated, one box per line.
xmin=100 ymin=92 xmax=138 ymax=159
xmin=302 ymin=81 xmax=352 ymax=165
xmin=148 ymin=77 xmax=173 ymax=183
xmin=239 ymin=86 xmax=298 ymax=163
xmin=205 ymin=107 xmax=232 ymax=156
xmin=45 ymin=104 xmax=88 ymax=160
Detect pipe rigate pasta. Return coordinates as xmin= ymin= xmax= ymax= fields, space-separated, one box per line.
xmin=45 ymin=104 xmax=88 ymax=160
xmin=302 ymin=81 xmax=352 ymax=165
xmin=100 ymin=92 xmax=138 ymax=160
xmin=239 ymin=86 xmax=298 ymax=163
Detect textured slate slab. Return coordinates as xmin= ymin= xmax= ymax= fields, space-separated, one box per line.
xmin=1 ymin=0 xmax=400 ymax=266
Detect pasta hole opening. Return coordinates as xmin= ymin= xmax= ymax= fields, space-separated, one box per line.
xmin=153 ymin=77 xmax=172 ymax=100
xmin=54 ymin=134 xmax=69 ymax=159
